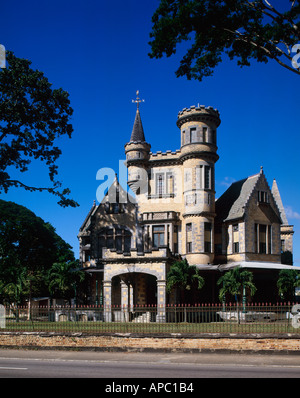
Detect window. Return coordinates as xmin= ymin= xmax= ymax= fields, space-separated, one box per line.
xmin=116 ymin=228 xmax=129 ymax=252
xmin=186 ymin=223 xmax=192 ymax=253
xmin=255 ymin=224 xmax=272 ymax=254
xmin=156 ymin=174 xmax=164 ymax=197
xmin=153 ymin=225 xmax=165 ymax=247
xmin=98 ymin=227 xmax=132 ymax=256
xmin=233 ymin=242 xmax=239 ymax=253
xmin=105 ymin=202 xmax=124 ymax=214
xmin=166 ymin=173 xmax=174 ymax=195
xmin=115 ymin=229 xmax=122 ymax=251
xmin=204 ymin=166 xmax=210 ymax=189
xmin=203 ymin=127 xmax=208 ymax=142
xmin=190 ymin=127 xmax=197 ymax=143
xmin=233 ymin=224 xmax=239 ymax=253
xmin=196 ymin=165 xmax=203 ymax=189
xmin=173 ymin=225 xmax=178 ymax=254
xmin=106 ymin=229 xmax=114 ymax=249
xmin=258 ymin=191 xmax=269 ymax=203
xmin=233 ymin=224 xmax=239 ymax=232
xmin=154 ymin=173 xmax=175 ymax=197
xmin=204 ymin=222 xmax=212 ymax=253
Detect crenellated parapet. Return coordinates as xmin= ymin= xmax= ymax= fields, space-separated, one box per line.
xmin=177 ymin=105 xmax=221 ymax=128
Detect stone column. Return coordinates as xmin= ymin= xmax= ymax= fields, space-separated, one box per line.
xmin=103 ymin=280 xmax=112 ymax=322
xmin=156 ymin=279 xmax=166 ymax=323
xmin=121 ymin=280 xmax=129 ymax=322
xmin=168 ymin=222 xmax=173 ymax=252
xmin=129 ymin=283 xmax=134 ymax=309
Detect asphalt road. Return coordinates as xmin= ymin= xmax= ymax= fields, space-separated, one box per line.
xmin=0 ymin=349 xmax=299 ymax=379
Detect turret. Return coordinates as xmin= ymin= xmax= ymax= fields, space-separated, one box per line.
xmin=125 ymin=91 xmax=150 ymax=196
xmin=177 ymin=105 xmax=221 ymax=265
xmin=177 ymin=105 xmax=220 ymax=155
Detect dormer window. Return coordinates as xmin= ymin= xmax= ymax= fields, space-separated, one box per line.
xmin=258 ymin=191 xmax=269 ymax=203
xmin=105 ymin=202 xmax=123 ymax=214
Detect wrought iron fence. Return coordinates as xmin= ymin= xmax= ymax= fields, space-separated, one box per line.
xmin=1 ymin=302 xmax=300 ymax=335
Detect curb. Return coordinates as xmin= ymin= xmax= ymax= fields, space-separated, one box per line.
xmin=1 ymin=331 xmax=300 ymax=339
xmin=1 ymin=344 xmax=300 ymax=355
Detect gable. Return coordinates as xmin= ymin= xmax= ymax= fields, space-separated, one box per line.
xmin=101 ymin=177 xmax=136 ymax=205
xmin=216 ymin=170 xmax=282 ymax=224
xmin=246 ymin=173 xmax=281 ymax=224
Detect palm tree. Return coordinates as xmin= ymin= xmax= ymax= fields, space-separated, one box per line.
xmin=167 ymin=259 xmax=205 ymax=304
xmin=277 ymin=269 xmax=300 ymax=302
xmin=47 ymin=261 xmax=85 ymax=304
xmin=3 ymin=267 xmax=29 ymax=305
xmin=217 ymin=266 xmax=257 ymax=304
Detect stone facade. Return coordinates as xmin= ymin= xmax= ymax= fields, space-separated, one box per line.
xmin=78 ymin=100 xmax=294 ymax=315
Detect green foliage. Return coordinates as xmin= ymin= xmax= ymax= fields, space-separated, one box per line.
xmin=149 ymin=0 xmax=300 ymax=81
xmin=47 ymin=261 xmax=85 ymax=301
xmin=217 ymin=266 xmax=257 ymax=302
xmin=0 ymin=51 xmax=78 ymax=207
xmin=0 ymin=199 xmax=76 ymax=304
xmin=167 ymin=259 xmax=204 ymax=303
xmin=277 ymin=269 xmax=300 ymax=301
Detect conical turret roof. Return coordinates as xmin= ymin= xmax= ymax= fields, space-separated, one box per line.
xmin=130 ymin=109 xmax=145 ymax=142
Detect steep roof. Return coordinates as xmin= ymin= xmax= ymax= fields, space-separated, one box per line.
xmin=130 ymin=109 xmax=145 ymax=142
xmin=78 ymin=176 xmax=136 ymax=234
xmin=101 ymin=174 xmax=136 ymax=204
xmin=78 ymin=200 xmax=97 ymax=232
xmin=215 ymin=173 xmax=260 ymax=223
xmin=271 ymin=179 xmax=289 ymax=225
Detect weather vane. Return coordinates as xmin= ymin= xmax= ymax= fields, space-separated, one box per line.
xmin=132 ymin=90 xmax=144 ymax=110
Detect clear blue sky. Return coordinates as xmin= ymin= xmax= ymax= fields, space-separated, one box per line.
xmin=1 ymin=0 xmax=299 ymax=266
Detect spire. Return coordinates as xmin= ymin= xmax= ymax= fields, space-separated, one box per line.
xmin=130 ymin=91 xmax=146 ymax=142
xmin=272 ymin=179 xmax=289 ymax=225
xmin=130 ymin=108 xmax=145 ymax=142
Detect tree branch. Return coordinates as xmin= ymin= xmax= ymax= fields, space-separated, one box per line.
xmin=223 ymin=27 xmax=300 ymax=75
xmin=263 ymin=0 xmax=300 ymax=34
xmin=243 ymin=1 xmax=300 ymax=36
xmin=7 ymin=179 xmax=79 ymax=207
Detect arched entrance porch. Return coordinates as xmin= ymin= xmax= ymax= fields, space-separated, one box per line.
xmin=103 ymin=264 xmax=167 ymax=322
xmin=111 ymin=272 xmax=157 ymax=308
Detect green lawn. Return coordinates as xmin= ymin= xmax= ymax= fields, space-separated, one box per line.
xmin=3 ymin=320 xmax=296 ymax=335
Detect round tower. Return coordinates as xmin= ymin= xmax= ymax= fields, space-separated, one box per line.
xmin=125 ymin=92 xmax=150 ymax=197
xmin=177 ymin=105 xmax=221 ymax=265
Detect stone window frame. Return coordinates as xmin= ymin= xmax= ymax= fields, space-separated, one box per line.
xmin=255 ymin=223 xmax=272 ymax=254
xmin=232 ymin=223 xmax=239 ymax=253
xmin=204 ymin=222 xmax=212 ymax=253
xmin=152 ymin=171 xmax=175 ymax=198
xmin=152 ymin=225 xmax=165 ymax=248
xmin=186 ymin=223 xmax=193 ymax=253
xmin=98 ymin=226 xmax=132 ymax=256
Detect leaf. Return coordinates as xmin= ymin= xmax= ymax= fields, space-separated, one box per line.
xmin=0 ymin=51 xmax=78 ymax=207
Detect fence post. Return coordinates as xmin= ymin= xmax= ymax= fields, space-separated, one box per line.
xmin=242 ymin=285 xmax=246 ymax=314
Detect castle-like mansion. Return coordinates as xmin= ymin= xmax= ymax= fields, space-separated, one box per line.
xmin=78 ymin=96 xmax=294 ymax=318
